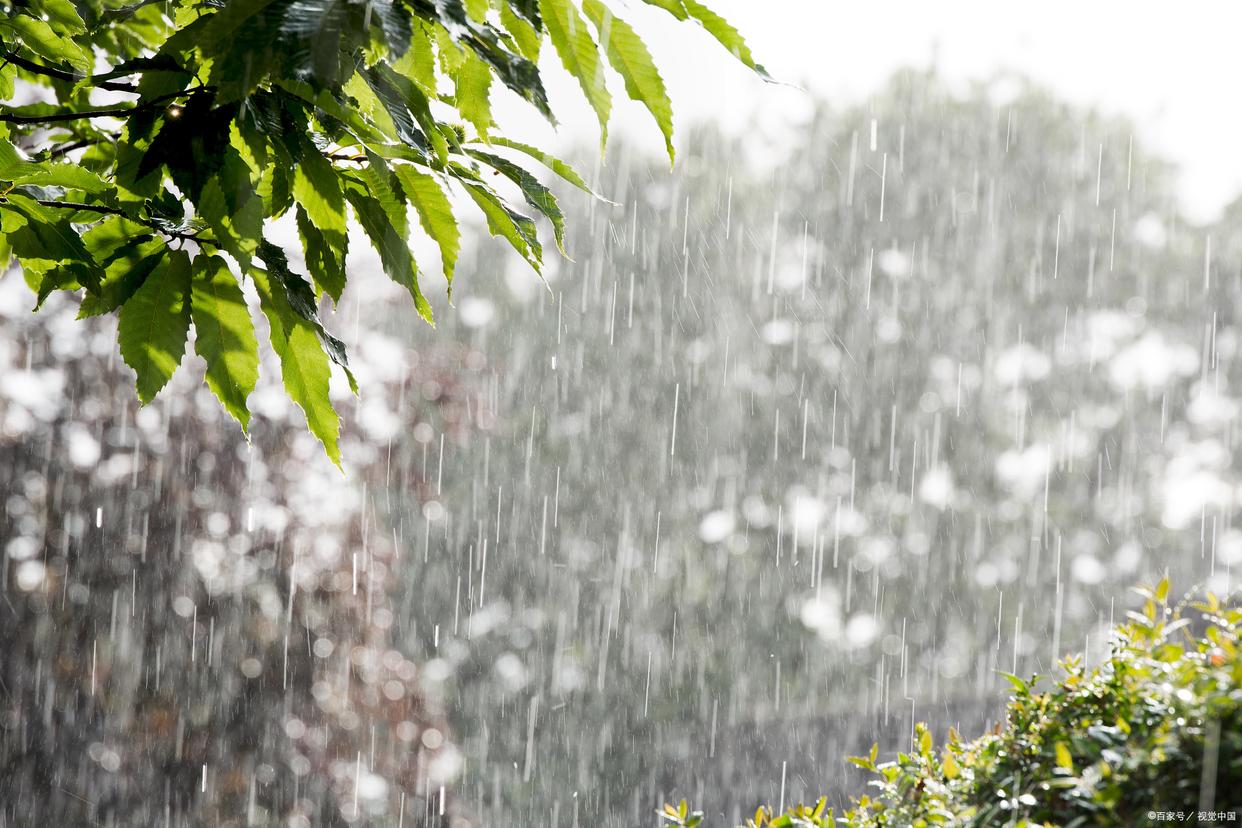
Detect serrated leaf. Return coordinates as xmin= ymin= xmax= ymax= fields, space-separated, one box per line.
xmin=432 ymin=0 xmax=551 ymax=119
xmin=77 ymin=241 xmax=167 ymax=318
xmin=254 ymin=239 xmax=354 ymax=382
xmin=461 ymin=179 xmax=541 ymax=273
xmin=394 ymin=21 xmax=437 ymax=91
xmin=0 ymin=139 xmax=112 ymax=193
xmin=292 ymin=143 xmax=347 ymax=237
xmin=482 ymin=137 xmax=614 ymax=203
xmin=279 ymin=0 xmax=353 ymax=86
xmin=33 ymin=0 xmax=86 ymax=33
xmin=582 ymin=0 xmax=674 ymax=164
xmin=680 ymin=0 xmax=768 ymax=77
xmin=394 ymin=166 xmax=459 ymax=288
xmin=252 ymin=260 xmax=342 ymax=467
xmin=454 ymin=49 xmax=494 ymax=138
xmin=70 ymin=215 xmax=160 ymax=312
xmin=295 ymin=205 xmax=346 ymax=302
xmin=191 ymin=255 xmax=259 ymax=432
xmin=344 ymin=181 xmax=433 ymax=324
xmin=361 ymin=66 xmax=431 ymax=151
xmin=540 ymin=0 xmax=611 ymax=144
xmin=1 ymin=195 xmax=99 ymax=290
xmin=360 ymin=152 xmax=408 ymax=235
xmin=198 ymin=175 xmax=263 ymax=269
xmin=3 ymin=13 xmax=92 ymax=71
xmin=499 ymin=3 xmax=541 ymax=61
xmin=118 ymin=249 xmax=192 ymax=403
xmin=470 ymin=149 xmax=567 ymax=256
xmin=641 ymin=0 xmax=687 ymax=20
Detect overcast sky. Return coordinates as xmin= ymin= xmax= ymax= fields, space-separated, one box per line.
xmin=494 ymin=1 xmax=1242 ymax=224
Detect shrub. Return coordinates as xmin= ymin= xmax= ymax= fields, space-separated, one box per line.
xmin=662 ymin=580 xmax=1241 ymax=827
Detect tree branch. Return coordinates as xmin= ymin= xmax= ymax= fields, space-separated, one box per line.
xmin=1 ymin=49 xmax=137 ymax=93
xmin=0 ymin=91 xmax=193 ymax=125
xmin=33 ymin=199 xmax=216 ymax=247
xmin=43 ymin=138 xmax=102 ymax=161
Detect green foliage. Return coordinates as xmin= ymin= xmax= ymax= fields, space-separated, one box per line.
xmin=667 ymin=580 xmax=1242 ymax=826
xmin=0 ymin=0 xmax=761 ymax=461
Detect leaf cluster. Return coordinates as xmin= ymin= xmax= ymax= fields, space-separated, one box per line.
xmin=0 ymin=0 xmax=763 ymax=463
xmin=666 ymin=579 xmax=1242 ymax=826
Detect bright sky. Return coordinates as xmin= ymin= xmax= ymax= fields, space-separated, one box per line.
xmin=495 ymin=1 xmax=1242 ymax=224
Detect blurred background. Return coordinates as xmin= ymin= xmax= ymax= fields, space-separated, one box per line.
xmin=3 ymin=4 xmax=1242 ymax=826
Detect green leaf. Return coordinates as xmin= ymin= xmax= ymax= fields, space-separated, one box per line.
xmin=254 ymin=239 xmax=354 ymax=383
xmin=277 ymin=0 xmax=355 ymax=87
xmin=71 ymin=216 xmax=163 ymax=316
xmin=999 ymin=672 xmax=1029 ymax=695
xmin=1054 ymin=741 xmax=1074 ymax=772
xmin=33 ymin=0 xmax=87 ymax=34
xmin=0 ymin=139 xmax=112 ymax=193
xmin=680 ymin=0 xmax=769 ymax=77
xmin=470 ymin=149 xmax=567 ymax=256
xmin=77 ymin=242 xmax=167 ymax=318
xmin=118 ymin=249 xmax=193 ymax=404
xmin=393 ymin=22 xmax=437 ymax=91
xmin=363 ymin=64 xmax=446 ymax=163
xmin=360 ymin=152 xmax=409 ymax=235
xmin=292 ymin=142 xmax=348 ymax=238
xmin=430 ymin=0 xmax=552 ymax=119
xmin=499 ymin=3 xmax=541 ymax=61
xmin=191 ymin=255 xmax=259 ymax=432
xmin=0 ymin=63 xmax=14 ymax=100
xmin=461 ymin=179 xmax=542 ymax=273
xmin=164 ymin=0 xmax=282 ymax=56
xmin=582 ymin=0 xmax=675 ymax=164
xmin=641 ymin=0 xmax=688 ymax=20
xmin=540 ymin=0 xmax=611 ymax=144
xmin=2 ymin=14 xmax=93 ymax=71
xmin=295 ymin=205 xmax=347 ymax=303
xmin=344 ymin=180 xmax=434 ymax=324
xmin=1 ymin=195 xmax=99 ymax=289
xmin=1154 ymin=576 xmax=1170 ymax=603
xmin=482 ymin=137 xmax=615 ymax=203
xmin=394 ymin=166 xmax=459 ymax=288
xmin=198 ymin=174 xmax=263 ymax=269
xmin=454 ymin=49 xmax=494 ymax=138
xmin=252 ymin=259 xmax=342 ymax=467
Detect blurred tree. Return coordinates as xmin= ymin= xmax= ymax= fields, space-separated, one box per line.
xmin=0 ymin=271 xmax=487 ymax=824
xmin=0 ymin=0 xmax=764 ymax=463
xmin=380 ymin=70 xmax=1235 ymax=825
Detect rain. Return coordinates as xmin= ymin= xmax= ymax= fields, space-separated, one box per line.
xmin=3 ymin=32 xmax=1241 ymax=828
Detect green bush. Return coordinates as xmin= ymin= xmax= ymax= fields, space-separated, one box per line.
xmin=662 ymin=581 xmax=1241 ymax=827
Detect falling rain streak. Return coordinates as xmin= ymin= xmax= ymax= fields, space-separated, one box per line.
xmin=0 ymin=71 xmax=1237 ymax=827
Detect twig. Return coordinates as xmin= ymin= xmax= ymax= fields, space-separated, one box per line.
xmin=0 ymin=91 xmax=189 ymax=125
xmin=32 ymin=199 xmax=216 ymax=246
xmin=1 ymin=49 xmax=136 ymax=93
xmin=44 ymin=138 xmax=101 ymax=161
